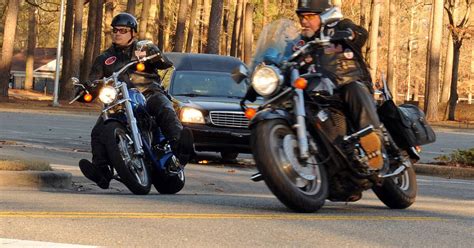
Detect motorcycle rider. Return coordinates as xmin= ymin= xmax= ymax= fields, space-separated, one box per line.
xmin=77 ymin=13 xmax=193 ymax=189
xmin=295 ymin=0 xmax=385 ymax=169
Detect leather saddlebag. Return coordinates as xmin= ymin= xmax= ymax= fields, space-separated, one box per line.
xmin=377 ymin=100 xmax=436 ymax=149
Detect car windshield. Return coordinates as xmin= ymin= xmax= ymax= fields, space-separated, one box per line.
xmin=171 ymin=71 xmax=248 ymax=98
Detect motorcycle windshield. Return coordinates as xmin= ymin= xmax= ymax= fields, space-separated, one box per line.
xmin=250 ymin=19 xmax=301 ymax=71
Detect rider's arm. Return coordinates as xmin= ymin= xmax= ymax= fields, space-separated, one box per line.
xmin=337 ymin=19 xmax=368 ymax=52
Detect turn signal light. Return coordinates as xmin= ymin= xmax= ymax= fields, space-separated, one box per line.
xmin=415 ymin=146 xmax=422 ymax=153
xmin=83 ymin=93 xmax=93 ymax=102
xmin=245 ymin=108 xmax=257 ymax=120
xmin=294 ymin=78 xmax=308 ymax=89
xmin=136 ymin=62 xmax=145 ymax=72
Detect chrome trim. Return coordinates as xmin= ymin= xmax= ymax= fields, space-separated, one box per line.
xmin=209 ymin=111 xmax=249 ymax=128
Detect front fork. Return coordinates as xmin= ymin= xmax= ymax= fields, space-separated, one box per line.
xmin=291 ymin=69 xmax=309 ymax=160
xmin=120 ymin=83 xmax=144 ymax=155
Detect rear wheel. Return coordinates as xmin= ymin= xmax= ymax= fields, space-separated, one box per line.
xmin=252 ymin=119 xmax=328 ymax=213
xmin=104 ymin=122 xmax=151 ymax=195
xmin=372 ymin=152 xmax=417 ymax=209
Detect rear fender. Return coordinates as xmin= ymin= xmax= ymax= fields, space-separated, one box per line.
xmin=249 ymin=109 xmax=292 ymax=129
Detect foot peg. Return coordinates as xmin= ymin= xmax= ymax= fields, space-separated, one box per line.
xmin=251 ymin=172 xmax=263 ymax=182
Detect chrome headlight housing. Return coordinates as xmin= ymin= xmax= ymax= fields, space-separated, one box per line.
xmin=98 ymin=86 xmax=118 ymax=104
xmin=251 ymin=65 xmax=282 ymax=97
xmin=180 ymin=107 xmax=205 ymax=124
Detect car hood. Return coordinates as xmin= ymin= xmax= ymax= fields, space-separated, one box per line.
xmin=174 ymin=96 xmax=245 ymax=111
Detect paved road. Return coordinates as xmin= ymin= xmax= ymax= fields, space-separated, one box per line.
xmin=1 ymin=111 xmax=473 ymax=247
xmin=0 ymin=111 xmax=472 ymax=162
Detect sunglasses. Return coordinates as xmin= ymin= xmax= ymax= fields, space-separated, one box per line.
xmin=298 ymin=14 xmax=318 ymax=21
xmin=112 ymin=28 xmax=131 ymax=34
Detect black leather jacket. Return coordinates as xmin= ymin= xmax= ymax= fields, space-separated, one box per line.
xmin=300 ymin=19 xmax=372 ymax=89
xmin=88 ymin=40 xmax=173 ymax=91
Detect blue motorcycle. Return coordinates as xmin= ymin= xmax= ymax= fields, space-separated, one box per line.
xmin=70 ymin=44 xmax=185 ymax=195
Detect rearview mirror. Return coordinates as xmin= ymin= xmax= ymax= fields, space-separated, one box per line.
xmin=319 ymin=7 xmax=343 ymax=25
xmin=70 ymin=77 xmax=80 ymax=85
xmin=231 ymin=65 xmax=249 ymax=84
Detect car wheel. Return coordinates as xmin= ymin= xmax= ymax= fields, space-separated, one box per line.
xmin=220 ymin=151 xmax=239 ymax=161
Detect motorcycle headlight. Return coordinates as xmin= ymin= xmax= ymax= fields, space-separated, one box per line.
xmin=180 ymin=107 xmax=205 ymax=124
xmin=98 ymin=86 xmax=118 ymax=104
xmin=251 ymin=66 xmax=281 ymax=97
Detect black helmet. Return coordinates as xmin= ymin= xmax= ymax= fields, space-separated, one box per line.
xmin=111 ymin=13 xmax=138 ymax=32
xmin=296 ymin=0 xmax=332 ymax=14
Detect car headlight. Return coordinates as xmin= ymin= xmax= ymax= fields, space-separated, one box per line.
xmin=251 ymin=65 xmax=281 ymax=97
xmin=98 ymin=86 xmax=118 ymax=104
xmin=180 ymin=107 xmax=205 ymax=124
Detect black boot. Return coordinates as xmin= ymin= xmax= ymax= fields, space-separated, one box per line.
xmin=79 ymin=159 xmax=112 ymax=189
xmin=170 ymin=128 xmax=194 ymax=166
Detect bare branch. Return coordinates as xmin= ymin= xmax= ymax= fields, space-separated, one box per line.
xmin=25 ymin=0 xmax=60 ymax=12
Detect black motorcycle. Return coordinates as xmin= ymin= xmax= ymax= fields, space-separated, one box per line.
xmin=232 ymin=9 xmax=436 ymax=212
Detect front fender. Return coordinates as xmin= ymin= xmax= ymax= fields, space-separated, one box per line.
xmin=249 ymin=108 xmax=292 ymax=129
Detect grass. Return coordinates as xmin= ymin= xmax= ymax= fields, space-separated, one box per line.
xmin=0 ymin=159 xmax=52 ymax=171
xmin=434 ymin=148 xmax=474 ymax=168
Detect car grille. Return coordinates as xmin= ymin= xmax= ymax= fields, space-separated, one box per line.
xmin=209 ymin=111 xmax=249 ymax=128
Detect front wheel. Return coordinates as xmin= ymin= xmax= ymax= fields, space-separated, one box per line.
xmin=252 ymin=119 xmax=328 ymax=213
xmin=372 ymin=153 xmax=417 ymax=209
xmin=104 ymin=122 xmax=151 ymax=195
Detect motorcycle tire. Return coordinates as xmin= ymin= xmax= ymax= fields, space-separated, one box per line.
xmin=252 ymin=119 xmax=328 ymax=213
xmin=104 ymin=121 xmax=151 ymax=195
xmin=372 ymin=154 xmax=417 ymax=209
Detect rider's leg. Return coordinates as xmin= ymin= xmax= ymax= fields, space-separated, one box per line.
xmin=145 ymin=90 xmax=194 ymax=165
xmin=339 ymin=81 xmax=384 ymax=169
xmin=79 ymin=118 xmax=112 ymax=189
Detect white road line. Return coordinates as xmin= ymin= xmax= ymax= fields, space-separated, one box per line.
xmin=418 ymin=178 xmax=474 ymax=186
xmin=0 ymin=238 xmax=98 ymax=248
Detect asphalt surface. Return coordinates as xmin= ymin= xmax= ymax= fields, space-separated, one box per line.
xmin=0 ymin=110 xmax=473 ymax=247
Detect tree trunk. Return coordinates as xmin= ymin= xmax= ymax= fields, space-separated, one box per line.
xmin=139 ymin=0 xmax=151 ymax=39
xmin=441 ymin=33 xmax=454 ymax=103
xmin=93 ymin=0 xmax=104 ymax=59
xmin=126 ymin=0 xmax=136 ymax=16
xmin=424 ymin=0 xmax=444 ymax=122
xmin=237 ymin=0 xmax=246 ymax=59
xmin=406 ymin=0 xmax=419 ymax=101
xmin=230 ymin=0 xmax=243 ymax=57
xmin=386 ymin=0 xmax=397 ymax=102
xmin=206 ymin=0 xmax=224 ymax=54
xmin=262 ymin=0 xmax=268 ymax=27
xmin=186 ymin=0 xmax=199 ymax=53
xmin=332 ymin=0 xmax=342 ymax=7
xmin=147 ymin=0 xmax=158 ymax=42
xmin=221 ymin=0 xmax=230 ymax=55
xmin=60 ymin=0 xmax=75 ymax=93
xmin=173 ymin=0 xmax=188 ymax=52
xmin=368 ymin=0 xmax=382 ymax=81
xmin=104 ymin=0 xmax=113 ymax=48
xmin=243 ymin=3 xmax=253 ymax=64
xmin=202 ymin=0 xmax=211 ymax=51
xmin=158 ymin=0 xmax=166 ymax=50
xmin=446 ymin=42 xmax=462 ymax=120
xmin=80 ymin=0 xmax=99 ymax=82
xmin=0 ymin=0 xmax=20 ymax=98
xmin=62 ymin=0 xmax=84 ymax=100
xmin=25 ymin=5 xmax=37 ymax=91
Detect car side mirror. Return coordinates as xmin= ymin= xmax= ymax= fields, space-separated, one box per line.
xmin=231 ymin=65 xmax=249 ymax=84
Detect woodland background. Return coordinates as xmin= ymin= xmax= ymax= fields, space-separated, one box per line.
xmin=0 ymin=0 xmax=473 ymax=121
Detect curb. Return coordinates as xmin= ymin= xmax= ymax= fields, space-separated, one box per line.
xmin=0 ymin=171 xmax=72 ymax=189
xmin=413 ymin=164 xmax=474 ymax=180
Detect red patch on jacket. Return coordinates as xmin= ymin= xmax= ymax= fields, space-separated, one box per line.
xmin=104 ymin=56 xmax=117 ymax=65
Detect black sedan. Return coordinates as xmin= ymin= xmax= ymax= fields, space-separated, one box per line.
xmin=163 ymin=52 xmax=257 ymax=160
